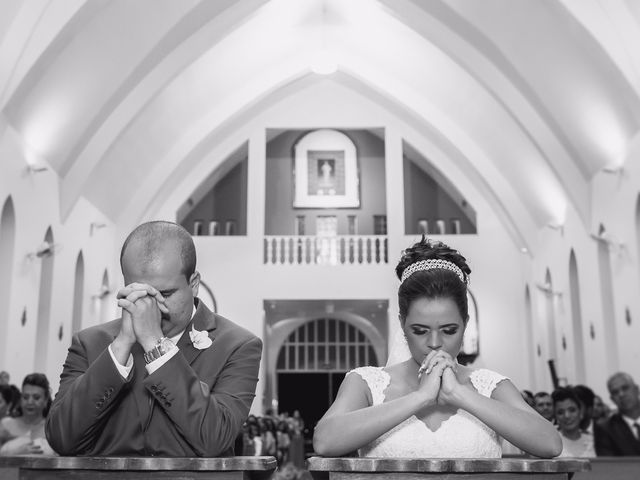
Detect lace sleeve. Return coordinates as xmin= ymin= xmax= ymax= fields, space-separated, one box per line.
xmin=347 ymin=367 xmax=390 ymax=405
xmin=469 ymin=369 xmax=508 ymax=397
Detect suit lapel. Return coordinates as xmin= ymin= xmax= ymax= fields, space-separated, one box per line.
xmin=130 ymin=343 xmax=152 ymax=431
xmin=612 ymin=415 xmax=640 ymax=453
xmin=176 ymin=299 xmax=217 ymax=365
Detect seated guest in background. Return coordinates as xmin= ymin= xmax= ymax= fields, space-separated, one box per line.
xmin=573 ymin=385 xmax=595 ymax=433
xmin=0 ymin=371 xmax=9 ymax=386
xmin=0 ymin=385 xmax=16 ymax=420
xmin=534 ymin=392 xmax=555 ymax=423
xmin=46 ymin=221 xmax=262 ymax=456
xmin=0 ymin=374 xmax=56 ymax=455
xmin=552 ymin=387 xmax=595 ymax=457
xmin=592 ymin=395 xmax=611 ymax=423
xmin=595 ymin=372 xmax=640 ymax=456
xmin=521 ymin=390 xmax=535 ymax=408
xmin=313 ymin=238 xmax=561 ymax=458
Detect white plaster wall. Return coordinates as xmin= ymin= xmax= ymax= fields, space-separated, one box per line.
xmin=0 ymin=116 xmax=117 ymax=393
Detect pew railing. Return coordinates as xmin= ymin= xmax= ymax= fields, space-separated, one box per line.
xmin=306 ymin=457 xmax=590 ymax=480
xmin=0 ymin=455 xmax=277 ymax=480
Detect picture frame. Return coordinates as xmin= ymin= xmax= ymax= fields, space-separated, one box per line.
xmin=293 ymin=129 xmax=360 ymax=208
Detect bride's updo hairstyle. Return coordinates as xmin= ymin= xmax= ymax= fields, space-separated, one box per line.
xmin=395 ymin=236 xmax=471 ymax=323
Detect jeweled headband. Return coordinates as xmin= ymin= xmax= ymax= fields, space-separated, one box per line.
xmin=400 ymin=259 xmax=466 ymax=285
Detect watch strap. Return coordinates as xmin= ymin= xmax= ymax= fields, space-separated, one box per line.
xmin=143 ymin=337 xmax=175 ymax=364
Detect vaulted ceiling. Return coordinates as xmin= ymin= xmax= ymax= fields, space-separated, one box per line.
xmin=2 ymin=0 xmax=640 ymax=248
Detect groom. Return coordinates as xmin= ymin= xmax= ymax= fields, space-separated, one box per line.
xmin=46 ymin=221 xmax=262 ymax=456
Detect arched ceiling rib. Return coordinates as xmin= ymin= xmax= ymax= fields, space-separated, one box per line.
xmin=1 ymin=0 xmax=640 ymax=251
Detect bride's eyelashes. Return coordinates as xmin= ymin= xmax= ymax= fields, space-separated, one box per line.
xmin=410 ymin=327 xmax=459 ymax=336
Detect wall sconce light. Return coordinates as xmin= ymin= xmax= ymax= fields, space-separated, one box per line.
xmin=536 ymin=282 xmax=562 ymax=298
xmin=546 ymin=223 xmax=564 ymax=235
xmin=24 ymin=163 xmax=48 ymax=174
xmin=601 ymin=164 xmax=625 ymax=175
xmin=90 ymin=222 xmax=107 ymax=236
xmin=590 ymin=228 xmax=625 ymax=252
xmin=27 ymin=241 xmax=60 ymax=259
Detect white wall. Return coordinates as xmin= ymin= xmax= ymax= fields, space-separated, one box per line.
xmin=0 ymin=116 xmax=117 ymax=392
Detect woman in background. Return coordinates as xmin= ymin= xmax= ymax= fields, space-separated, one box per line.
xmin=552 ymin=387 xmax=595 ymax=457
xmin=313 ymin=237 xmax=561 ymax=458
xmin=0 ymin=373 xmax=56 ymax=455
xmin=0 ymin=385 xmax=19 ymax=421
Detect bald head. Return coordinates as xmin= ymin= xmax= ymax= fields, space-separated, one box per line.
xmin=607 ymin=372 xmax=635 ymax=391
xmin=607 ymin=371 xmax=640 ymax=417
xmin=120 ymin=221 xmax=196 ymax=280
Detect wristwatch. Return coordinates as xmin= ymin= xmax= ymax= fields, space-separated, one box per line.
xmin=143 ymin=337 xmax=175 ymax=364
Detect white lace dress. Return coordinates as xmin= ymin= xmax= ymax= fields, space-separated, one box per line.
xmin=350 ymin=366 xmax=507 ymax=458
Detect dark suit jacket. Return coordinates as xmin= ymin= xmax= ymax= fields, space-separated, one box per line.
xmin=45 ymin=299 xmax=262 ymax=456
xmin=594 ymin=413 xmax=640 ymax=456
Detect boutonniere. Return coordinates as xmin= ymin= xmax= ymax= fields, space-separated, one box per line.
xmin=189 ymin=324 xmax=213 ymax=350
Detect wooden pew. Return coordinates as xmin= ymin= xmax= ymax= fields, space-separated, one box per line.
xmin=306 ymin=457 xmax=590 ymax=480
xmin=0 ymin=456 xmax=277 ymax=480
xmin=573 ymin=457 xmax=640 ymax=480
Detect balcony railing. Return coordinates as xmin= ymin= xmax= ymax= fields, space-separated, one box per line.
xmin=264 ymin=235 xmax=388 ymax=265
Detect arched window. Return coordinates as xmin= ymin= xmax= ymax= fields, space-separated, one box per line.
xmin=544 ymin=269 xmax=558 ymax=363
xmin=596 ymin=224 xmax=619 ymax=373
xmin=35 ymin=226 xmax=55 ymax=370
xmin=71 ymin=251 xmax=85 ymax=335
xmin=198 ymin=279 xmax=217 ymax=313
xmin=636 ymin=195 xmax=640 ymax=285
xmin=0 ymin=196 xmax=16 ymax=361
xmin=524 ymin=285 xmax=536 ymax=387
xmin=276 ymin=318 xmax=378 ymax=372
xmin=99 ymin=269 xmax=111 ymax=324
xmin=568 ymin=249 xmax=585 ymax=383
xmin=275 ymin=317 xmax=380 ymax=432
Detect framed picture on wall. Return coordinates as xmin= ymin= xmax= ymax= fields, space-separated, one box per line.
xmin=293 ymin=129 xmax=360 ymax=208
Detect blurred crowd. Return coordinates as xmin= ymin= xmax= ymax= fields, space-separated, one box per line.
xmin=236 ymin=408 xmax=306 ymax=467
xmin=3 ymin=367 xmax=640 ymax=463
xmin=0 ymin=370 xmax=55 ymax=455
xmin=510 ymin=371 xmax=640 ymax=457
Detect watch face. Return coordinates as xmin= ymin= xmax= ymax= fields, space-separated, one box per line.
xmin=157 ymin=338 xmax=175 ymax=356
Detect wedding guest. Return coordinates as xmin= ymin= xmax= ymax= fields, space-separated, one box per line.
xmin=552 ymin=387 xmax=595 ymax=457
xmin=0 ymin=386 xmax=15 ymax=420
xmin=573 ymin=385 xmax=595 ymax=433
xmin=521 ymin=390 xmax=535 ymax=408
xmin=595 ymin=372 xmax=640 ymax=455
xmin=534 ymin=392 xmax=555 ymax=423
xmin=592 ymin=395 xmax=611 ymax=423
xmin=0 ymin=374 xmax=55 ymax=455
xmin=313 ymin=237 xmax=561 ymax=458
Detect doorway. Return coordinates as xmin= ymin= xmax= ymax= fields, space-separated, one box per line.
xmin=277 ymin=371 xmax=346 ymax=450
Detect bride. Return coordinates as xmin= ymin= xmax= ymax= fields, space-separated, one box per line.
xmin=313 ymin=238 xmax=561 ymax=458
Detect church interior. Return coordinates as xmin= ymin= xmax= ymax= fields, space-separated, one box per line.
xmin=1 ymin=0 xmax=640 ymax=444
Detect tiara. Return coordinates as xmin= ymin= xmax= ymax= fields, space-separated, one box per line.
xmin=400 ymin=259 xmax=466 ymax=284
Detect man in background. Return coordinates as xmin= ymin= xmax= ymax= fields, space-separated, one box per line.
xmin=46 ymin=221 xmax=262 ymax=456
xmin=534 ymin=391 xmax=555 ymax=423
xmin=595 ymin=372 xmax=640 ymax=456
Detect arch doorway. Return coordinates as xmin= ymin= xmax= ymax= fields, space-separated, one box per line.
xmin=271 ymin=314 xmax=385 ymax=451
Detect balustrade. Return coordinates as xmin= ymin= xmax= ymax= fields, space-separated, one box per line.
xmin=263 ymin=236 xmax=388 ymax=265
